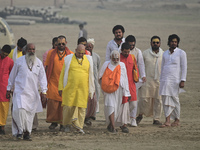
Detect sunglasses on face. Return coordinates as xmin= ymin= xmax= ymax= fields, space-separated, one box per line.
xmin=152 ymin=42 xmax=159 ymax=44
xmin=58 ymin=43 xmax=65 ymax=46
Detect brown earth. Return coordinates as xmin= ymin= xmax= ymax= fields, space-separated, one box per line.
xmin=0 ymin=0 xmax=200 ymax=150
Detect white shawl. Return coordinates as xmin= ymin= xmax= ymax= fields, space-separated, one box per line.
xmin=63 ymin=54 xmax=95 ymax=98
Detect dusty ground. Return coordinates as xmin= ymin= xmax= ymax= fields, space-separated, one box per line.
xmin=0 ymin=0 xmax=200 ymax=150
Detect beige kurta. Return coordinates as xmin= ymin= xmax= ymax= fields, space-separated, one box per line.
xmin=138 ymin=48 xmax=163 ymax=119
xmin=138 ymin=48 xmax=163 ymax=99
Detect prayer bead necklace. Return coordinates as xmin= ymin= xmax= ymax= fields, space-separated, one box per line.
xmin=76 ymin=57 xmax=83 ymax=65
xmin=57 ymin=50 xmax=66 ymax=60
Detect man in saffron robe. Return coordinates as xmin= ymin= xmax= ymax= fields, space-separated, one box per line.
xmin=159 ymin=34 xmax=187 ymax=128
xmin=45 ymin=35 xmax=73 ymax=130
xmin=0 ymin=45 xmax=14 ymax=135
xmin=8 ymin=37 xmax=27 ymax=62
xmin=99 ymin=50 xmax=131 ymax=133
xmin=6 ymin=43 xmax=47 ymax=141
xmin=120 ymin=43 xmax=138 ymax=127
xmin=58 ymin=44 xmax=95 ymax=134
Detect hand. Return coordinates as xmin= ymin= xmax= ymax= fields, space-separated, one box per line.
xmin=6 ymin=91 xmax=11 ymax=100
xmin=40 ymin=93 xmax=47 ymax=108
xmin=58 ymin=90 xmax=62 ymax=97
xmin=128 ymin=96 xmax=131 ymax=101
xmin=41 ymin=93 xmax=47 ymax=101
xmin=142 ymin=77 xmax=146 ymax=82
xmin=179 ymin=81 xmax=185 ymax=88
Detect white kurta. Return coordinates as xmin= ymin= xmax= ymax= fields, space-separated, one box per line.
xmin=159 ymin=48 xmax=187 ymax=97
xmin=92 ymin=52 xmax=101 ymax=112
xmin=105 ymin=38 xmax=125 ymax=61
xmin=7 ymin=56 xmax=47 ymax=112
xmin=130 ymin=47 xmax=146 ymax=78
xmin=7 ymin=56 xmax=47 ymax=135
xmin=99 ymin=61 xmax=131 ymax=126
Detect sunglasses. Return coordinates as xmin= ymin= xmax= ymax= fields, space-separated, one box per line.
xmin=152 ymin=42 xmax=159 ymax=44
xmin=58 ymin=43 xmax=65 ymax=46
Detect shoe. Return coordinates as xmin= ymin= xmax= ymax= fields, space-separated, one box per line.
xmin=153 ymin=120 xmax=162 ymax=125
xmin=130 ymin=118 xmax=137 ymax=127
xmin=0 ymin=129 xmax=5 ymax=135
xmin=16 ymin=134 xmax=23 ymax=140
xmin=64 ymin=125 xmax=71 ymax=133
xmin=49 ymin=123 xmax=58 ymax=130
xmin=59 ymin=125 xmax=64 ymax=131
xmin=136 ymin=115 xmax=143 ymax=125
xmin=23 ymin=133 xmax=32 ymax=141
xmin=120 ymin=126 xmax=129 ymax=133
xmin=84 ymin=118 xmax=92 ymax=126
xmin=32 ymin=128 xmax=37 ymax=132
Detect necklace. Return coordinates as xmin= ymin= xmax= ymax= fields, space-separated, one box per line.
xmin=76 ymin=56 xmax=83 ymax=65
xmin=27 ymin=62 xmax=33 ymax=71
xmin=58 ymin=50 xmax=66 ymax=60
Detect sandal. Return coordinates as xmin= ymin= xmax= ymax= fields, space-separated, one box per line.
xmin=107 ymin=125 xmax=117 ymax=133
xmin=136 ymin=115 xmax=143 ymax=125
xmin=159 ymin=123 xmax=171 ymax=128
xmin=84 ymin=118 xmax=92 ymax=126
xmin=171 ymin=122 xmax=180 ymax=127
xmin=120 ymin=126 xmax=129 ymax=133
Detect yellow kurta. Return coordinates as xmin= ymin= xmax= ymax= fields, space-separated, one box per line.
xmin=0 ymin=102 xmax=9 ymax=126
xmin=59 ymin=55 xmax=90 ymax=108
xmin=8 ymin=49 xmax=23 ymax=60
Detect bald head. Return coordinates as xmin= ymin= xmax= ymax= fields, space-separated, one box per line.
xmin=75 ymin=44 xmax=85 ymax=58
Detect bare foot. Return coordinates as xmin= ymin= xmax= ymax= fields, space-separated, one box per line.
xmin=159 ymin=122 xmax=171 ymax=128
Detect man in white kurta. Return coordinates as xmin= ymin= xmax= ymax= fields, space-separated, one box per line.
xmin=99 ymin=50 xmax=131 ymax=133
xmin=137 ymin=36 xmax=164 ymax=125
xmin=125 ymin=35 xmax=146 ymax=127
xmin=86 ymin=38 xmax=101 ymax=113
xmin=159 ymin=34 xmax=187 ymax=127
xmin=105 ymin=25 xmax=125 ymax=61
xmin=6 ymin=43 xmax=47 ymax=140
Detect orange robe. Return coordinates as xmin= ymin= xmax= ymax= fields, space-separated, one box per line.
xmin=45 ymin=48 xmax=73 ymax=101
xmin=120 ymin=54 xmax=138 ymax=102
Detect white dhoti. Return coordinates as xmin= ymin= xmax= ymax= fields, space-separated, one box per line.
xmin=12 ymin=108 xmax=35 ymax=136
xmin=162 ymin=95 xmax=180 ymax=120
xmin=129 ymin=101 xmax=137 ymax=118
xmin=138 ymin=97 xmax=162 ymax=120
xmin=104 ymin=102 xmax=130 ymax=127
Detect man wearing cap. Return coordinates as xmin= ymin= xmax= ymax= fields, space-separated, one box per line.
xmin=84 ymin=38 xmax=101 ymax=125
xmin=105 ymin=25 xmax=125 ymax=61
xmin=0 ymin=45 xmax=14 ymax=135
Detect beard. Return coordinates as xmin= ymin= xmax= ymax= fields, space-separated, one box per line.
xmin=111 ymin=60 xmax=119 ymax=66
xmin=25 ymin=52 xmax=36 ymax=65
xmin=115 ymin=36 xmax=123 ymax=41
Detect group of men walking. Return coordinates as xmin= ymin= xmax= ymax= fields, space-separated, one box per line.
xmin=0 ymin=24 xmax=187 ymax=140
